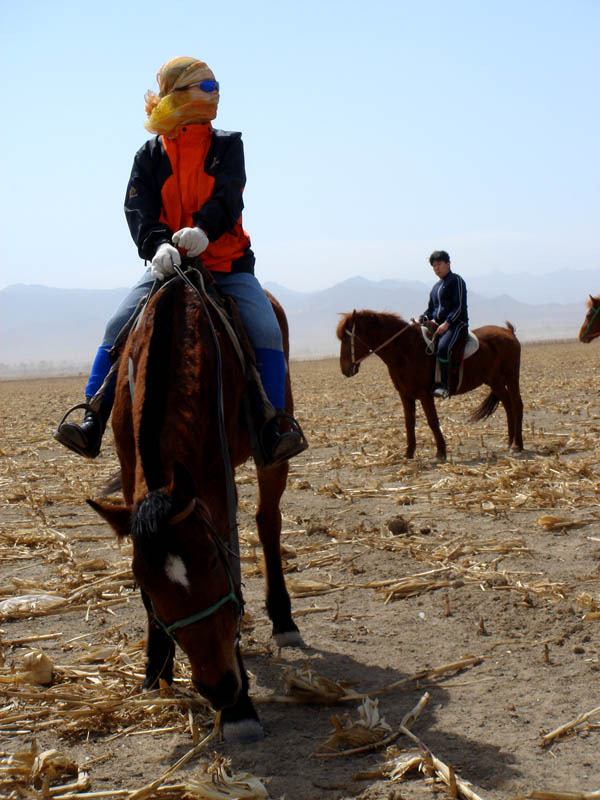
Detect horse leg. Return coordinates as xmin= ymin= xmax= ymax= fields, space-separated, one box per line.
xmin=507 ymin=379 xmax=524 ymax=451
xmin=492 ymin=382 xmax=523 ymax=452
xmin=419 ymin=395 xmax=447 ymax=461
xmin=256 ymin=462 xmax=304 ymax=647
xmin=140 ymin=589 xmax=175 ymax=690
xmin=220 ymin=644 xmax=263 ymax=742
xmin=400 ymin=395 xmax=417 ymax=458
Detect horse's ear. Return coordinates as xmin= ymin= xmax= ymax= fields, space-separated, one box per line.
xmin=169 ymin=461 xmax=196 ymax=506
xmin=87 ymin=498 xmax=132 ymax=536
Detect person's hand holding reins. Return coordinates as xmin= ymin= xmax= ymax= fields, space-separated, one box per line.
xmin=172 ymin=227 xmax=209 ymax=257
xmin=151 ymin=243 xmax=181 ymax=280
xmin=437 ymin=321 xmax=450 ymax=335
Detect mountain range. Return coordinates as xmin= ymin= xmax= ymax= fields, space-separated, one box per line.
xmin=1 ymin=268 xmax=595 ymax=376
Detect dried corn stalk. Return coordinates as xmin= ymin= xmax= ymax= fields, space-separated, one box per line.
xmin=537 ymin=515 xmax=578 ymax=531
xmin=180 ymin=754 xmax=269 ymax=799
xmin=286 ymin=577 xmax=340 ymax=597
xmin=282 ymin=663 xmax=352 ymax=704
xmin=20 ymin=648 xmax=54 ymax=685
xmin=313 ymin=697 xmax=391 ymax=754
xmin=540 ymin=705 xmax=600 ymax=746
xmin=0 ymin=740 xmax=85 ymax=794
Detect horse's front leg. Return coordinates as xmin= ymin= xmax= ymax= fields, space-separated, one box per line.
xmin=220 ymin=644 xmax=263 ymax=742
xmin=140 ymin=589 xmax=175 ymax=690
xmin=256 ymin=461 xmax=304 ymax=647
xmin=419 ymin=394 xmax=447 ymax=461
xmin=400 ymin=394 xmax=417 ymax=458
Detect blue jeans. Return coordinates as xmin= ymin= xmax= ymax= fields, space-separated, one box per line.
xmin=86 ymin=269 xmax=286 ymax=410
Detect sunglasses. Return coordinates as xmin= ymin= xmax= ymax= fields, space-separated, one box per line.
xmin=174 ymin=80 xmax=219 ymax=93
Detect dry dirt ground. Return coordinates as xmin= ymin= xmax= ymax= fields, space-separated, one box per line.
xmin=1 ymin=340 xmax=600 ymax=799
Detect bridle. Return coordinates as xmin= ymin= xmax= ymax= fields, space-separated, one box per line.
xmin=344 ymin=317 xmax=414 ymax=374
xmin=149 ymin=498 xmax=243 ymax=642
xmin=583 ymin=303 xmax=600 ymax=342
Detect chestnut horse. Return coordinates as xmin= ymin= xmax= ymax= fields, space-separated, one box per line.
xmin=579 ymin=295 xmax=600 ymax=343
xmin=337 ymin=310 xmax=523 ymax=460
xmin=88 ymin=269 xmax=303 ymax=742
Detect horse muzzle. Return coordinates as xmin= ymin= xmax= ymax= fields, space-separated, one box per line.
xmin=194 ymin=669 xmax=241 ymax=710
xmin=342 ymin=361 xmax=360 ymax=378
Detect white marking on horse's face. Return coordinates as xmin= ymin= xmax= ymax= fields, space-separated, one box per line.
xmin=165 ymin=554 xmax=190 ymax=590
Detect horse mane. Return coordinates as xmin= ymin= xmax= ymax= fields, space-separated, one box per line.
xmin=336 ymin=310 xmax=409 ymax=340
xmin=139 ymin=278 xmax=180 ymax=491
xmin=131 ymin=489 xmax=174 ymax=566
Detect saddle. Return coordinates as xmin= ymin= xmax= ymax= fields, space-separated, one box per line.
xmin=420 ymin=324 xmax=479 ymax=359
xmin=98 ymin=261 xmax=298 ymax=466
xmin=420 ymin=324 xmax=480 ymax=394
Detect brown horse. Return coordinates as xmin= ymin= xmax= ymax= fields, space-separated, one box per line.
xmin=337 ymin=310 xmax=523 ymax=460
xmin=88 ymin=270 xmax=303 ymax=742
xmin=579 ymin=295 xmax=600 ymax=343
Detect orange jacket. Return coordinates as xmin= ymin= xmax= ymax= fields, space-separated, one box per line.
xmin=125 ymin=124 xmax=255 ymax=273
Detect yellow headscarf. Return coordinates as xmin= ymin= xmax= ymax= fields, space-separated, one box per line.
xmin=144 ymin=57 xmax=219 ymax=138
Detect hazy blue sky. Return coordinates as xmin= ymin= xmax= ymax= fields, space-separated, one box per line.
xmin=1 ymin=0 xmax=598 ymax=291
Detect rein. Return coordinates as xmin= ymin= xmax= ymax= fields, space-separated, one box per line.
xmin=583 ymin=303 xmax=600 ymax=341
xmin=150 ymin=498 xmax=242 ymax=641
xmin=345 ymin=318 xmax=414 ymax=368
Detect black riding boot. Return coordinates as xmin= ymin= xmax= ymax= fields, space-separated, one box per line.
xmin=258 ymin=410 xmax=308 ymax=468
xmin=54 ymin=399 xmax=111 ymax=458
xmin=433 ymin=359 xmax=450 ymax=399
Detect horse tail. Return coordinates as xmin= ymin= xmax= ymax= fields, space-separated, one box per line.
xmin=469 ymin=392 xmax=500 ymax=422
xmin=139 ymin=278 xmax=180 ymax=490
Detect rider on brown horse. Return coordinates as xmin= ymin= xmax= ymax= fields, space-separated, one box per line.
xmin=55 ymin=57 xmax=307 ymax=468
xmin=418 ymin=250 xmax=468 ymax=399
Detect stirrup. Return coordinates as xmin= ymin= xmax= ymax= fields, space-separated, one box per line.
xmin=54 ymin=403 xmax=104 ymax=458
xmin=433 ymin=386 xmax=449 ymax=399
xmin=257 ymin=412 xmax=309 ymax=468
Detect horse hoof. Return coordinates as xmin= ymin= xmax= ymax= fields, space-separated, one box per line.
xmin=222 ymin=718 xmax=264 ymax=743
xmin=274 ymin=630 xmax=307 ymax=649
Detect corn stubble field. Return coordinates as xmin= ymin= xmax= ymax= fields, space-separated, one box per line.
xmin=1 ymin=340 xmax=600 ymax=800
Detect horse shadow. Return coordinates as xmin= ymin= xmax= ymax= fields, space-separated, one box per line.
xmin=163 ymin=642 xmax=521 ymax=795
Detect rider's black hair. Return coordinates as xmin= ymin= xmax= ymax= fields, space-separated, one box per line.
xmin=429 ymin=250 xmax=450 ymax=266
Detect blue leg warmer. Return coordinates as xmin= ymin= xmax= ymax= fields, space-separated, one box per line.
xmin=85 ymin=346 xmax=116 ymax=407
xmin=255 ymin=347 xmax=287 ymax=410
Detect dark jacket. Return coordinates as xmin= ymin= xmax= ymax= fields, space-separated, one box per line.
xmin=124 ymin=124 xmax=255 ymax=274
xmin=423 ymin=270 xmax=468 ymax=327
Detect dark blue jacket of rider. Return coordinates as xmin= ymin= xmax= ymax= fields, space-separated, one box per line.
xmin=423 ymin=270 xmax=468 ymax=362
xmin=422 ymin=270 xmax=468 ymax=328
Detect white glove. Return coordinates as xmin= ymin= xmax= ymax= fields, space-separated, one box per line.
xmin=172 ymin=227 xmax=209 ymax=256
xmin=151 ymin=243 xmax=181 ymax=281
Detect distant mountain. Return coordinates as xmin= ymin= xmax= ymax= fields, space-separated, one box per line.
xmin=262 ymin=277 xmax=587 ymax=359
xmin=0 ymin=275 xmax=591 ymax=376
xmin=462 ymin=268 xmax=598 ymax=305
xmin=0 ymin=284 xmax=129 ymax=375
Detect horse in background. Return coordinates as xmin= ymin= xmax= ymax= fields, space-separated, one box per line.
xmin=88 ymin=270 xmax=303 ymax=742
xmin=579 ymin=295 xmax=600 ymax=343
xmin=337 ymin=310 xmax=523 ymax=461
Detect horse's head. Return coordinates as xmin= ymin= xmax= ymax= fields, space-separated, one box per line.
xmin=87 ymin=462 xmax=242 ymax=710
xmin=336 ymin=311 xmax=369 ymax=377
xmin=579 ymin=295 xmax=600 ymax=343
